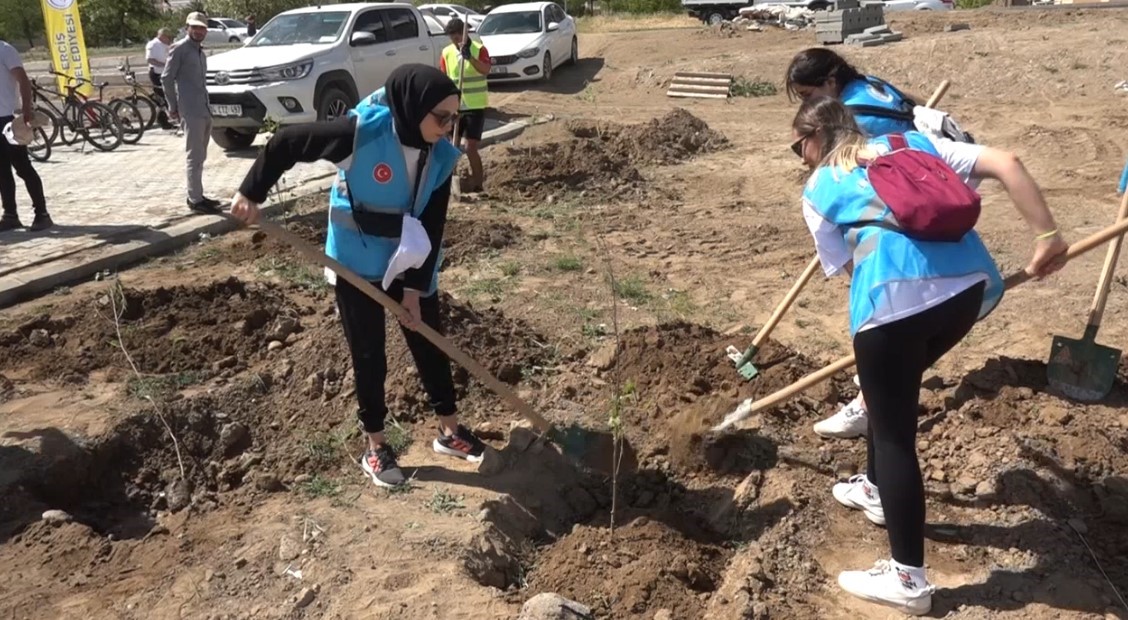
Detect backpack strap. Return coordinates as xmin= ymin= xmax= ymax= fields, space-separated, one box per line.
xmin=887 ymin=133 xmax=908 ymax=151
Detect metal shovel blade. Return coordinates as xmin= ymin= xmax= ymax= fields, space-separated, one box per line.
xmin=725 ymin=345 xmax=760 ymax=380
xmin=1047 ymin=328 xmax=1121 ymax=402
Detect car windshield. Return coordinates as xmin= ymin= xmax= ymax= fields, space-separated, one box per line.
xmin=477 ymin=11 xmax=542 ymax=35
xmin=219 ymin=19 xmax=245 ymax=28
xmin=248 ymin=12 xmax=348 ymax=46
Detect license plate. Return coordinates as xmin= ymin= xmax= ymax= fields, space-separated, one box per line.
xmin=210 ymin=104 xmax=242 ymax=117
xmin=490 ymin=65 xmax=506 ymax=74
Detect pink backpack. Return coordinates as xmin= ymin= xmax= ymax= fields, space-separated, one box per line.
xmin=863 ymin=134 xmax=981 ymax=242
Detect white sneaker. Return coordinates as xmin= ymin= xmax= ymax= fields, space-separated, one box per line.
xmin=838 ymin=559 xmax=935 ymax=616
xmin=832 ymin=474 xmax=886 ymax=525
xmin=814 ymin=395 xmax=868 ymax=439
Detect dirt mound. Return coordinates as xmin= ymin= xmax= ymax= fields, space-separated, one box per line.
xmin=528 ymin=516 xmax=727 ymax=618
xmin=489 ymin=109 xmax=727 ymax=202
xmin=443 ymin=218 xmax=523 ymax=267
xmin=0 ymin=277 xmax=297 ymax=383
xmin=567 ymin=108 xmax=730 ymax=166
xmin=601 ymin=322 xmax=848 ymax=476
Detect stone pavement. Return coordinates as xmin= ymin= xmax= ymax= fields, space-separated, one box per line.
xmin=0 ymin=117 xmax=531 ymax=307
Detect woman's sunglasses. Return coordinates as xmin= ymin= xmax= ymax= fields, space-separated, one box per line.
xmin=790 ymin=131 xmax=813 ymax=158
xmin=429 ymin=110 xmax=460 ymax=127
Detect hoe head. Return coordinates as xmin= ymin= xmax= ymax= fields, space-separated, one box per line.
xmin=725 ymin=345 xmax=761 ymax=380
xmin=1047 ymin=327 xmax=1121 ymax=402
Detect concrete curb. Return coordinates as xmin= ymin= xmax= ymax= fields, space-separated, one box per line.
xmin=0 ymin=118 xmax=543 ymax=309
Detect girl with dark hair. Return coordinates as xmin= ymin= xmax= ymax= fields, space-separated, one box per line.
xmin=785 ymin=47 xmax=923 ymax=138
xmin=230 ymin=64 xmax=487 ymax=488
xmin=792 ymin=95 xmax=1066 ymax=615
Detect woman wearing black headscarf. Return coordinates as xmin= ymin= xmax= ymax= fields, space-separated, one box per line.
xmin=230 ymin=64 xmax=486 ymax=488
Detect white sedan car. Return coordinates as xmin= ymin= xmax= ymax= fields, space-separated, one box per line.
xmin=478 ymin=1 xmax=578 ymax=83
xmin=881 ymin=0 xmax=952 ymax=11
xmin=419 ymin=4 xmax=485 ymax=30
xmin=178 ymin=17 xmax=251 ymax=44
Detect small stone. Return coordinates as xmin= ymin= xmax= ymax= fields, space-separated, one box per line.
xmin=918 ymin=440 xmax=931 ymax=451
xmin=293 ymin=474 xmax=312 ymax=484
xmin=953 ymin=476 xmax=977 ymax=496
xmin=930 ymin=469 xmax=947 ymax=482
xmin=214 ymin=356 xmax=238 ymax=371
xmin=653 ymin=609 xmax=673 ymax=620
xmin=1039 ymin=405 xmax=1072 ymax=426
xmin=294 ymin=587 xmax=317 ymax=609
xmin=279 ymin=535 xmax=301 ymax=561
xmin=28 ymin=329 xmax=51 ymax=347
xmin=233 ymin=557 xmax=248 ymax=569
xmin=253 ymin=472 xmax=285 ymax=492
xmin=508 ymin=426 xmax=540 ymax=452
xmin=306 ymin=373 xmax=324 ymax=398
xmin=218 ymin=422 xmax=250 ymax=457
xmin=270 ymin=317 xmax=300 ymax=341
xmin=41 ymin=509 xmax=73 ymax=525
xmin=147 ymin=524 xmax=170 ymax=537
xmin=166 ymin=479 xmax=194 ymax=513
xmin=518 ymin=593 xmax=593 ymax=620
xmin=975 ymin=479 xmax=997 ymax=498
xmin=587 ymin=342 xmax=618 ymax=371
xmin=944 ymin=22 xmax=970 ymax=32
xmin=267 ymin=340 xmax=284 ymax=351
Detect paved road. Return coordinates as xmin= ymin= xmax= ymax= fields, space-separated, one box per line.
xmin=0 ymin=118 xmax=513 ymax=282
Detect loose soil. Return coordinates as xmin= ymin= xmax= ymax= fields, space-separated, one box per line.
xmin=4 ymin=10 xmax=1128 ymax=620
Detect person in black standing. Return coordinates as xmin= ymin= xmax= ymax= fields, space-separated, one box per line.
xmin=245 ymin=15 xmax=257 ymax=38
xmin=0 ymin=39 xmax=51 ymax=232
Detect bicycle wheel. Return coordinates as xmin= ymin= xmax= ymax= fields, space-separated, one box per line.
xmin=35 ymin=105 xmax=60 ymax=146
xmin=28 ymin=127 xmax=51 ymax=163
xmin=110 ymin=98 xmax=145 ymax=145
xmin=77 ymin=101 xmax=123 ymax=152
xmin=126 ymin=93 xmax=158 ymax=130
xmin=60 ymin=103 xmax=82 ymax=146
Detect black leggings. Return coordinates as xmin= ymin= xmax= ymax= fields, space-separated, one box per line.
xmin=335 ymin=278 xmax=456 ymax=434
xmin=0 ymin=115 xmax=47 ymax=216
xmin=854 ymin=281 xmax=985 ymax=567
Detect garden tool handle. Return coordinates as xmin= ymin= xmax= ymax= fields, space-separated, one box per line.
xmin=1086 ymin=176 xmax=1128 ymax=328
xmin=751 ymin=256 xmax=821 ymax=348
xmin=720 ymin=215 xmax=1128 ymax=432
xmin=924 ymin=80 xmax=950 ymax=108
xmin=253 ymin=219 xmax=555 ymax=435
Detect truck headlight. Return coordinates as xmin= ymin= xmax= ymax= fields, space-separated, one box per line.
xmin=516 ymin=47 xmax=540 ymax=59
xmin=262 ymin=61 xmax=313 ymax=81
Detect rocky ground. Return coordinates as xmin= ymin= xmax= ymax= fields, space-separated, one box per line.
xmin=3 ymin=8 xmax=1128 ymax=620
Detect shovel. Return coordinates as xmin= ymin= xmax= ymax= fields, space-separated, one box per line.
xmin=714 ymin=214 xmax=1128 ymax=432
xmin=725 ymin=80 xmax=952 ymax=381
xmin=248 ymin=218 xmax=618 ymax=473
xmin=1046 ymin=159 xmax=1128 ymax=401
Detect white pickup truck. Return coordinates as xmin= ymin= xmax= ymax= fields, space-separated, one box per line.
xmin=204 ymin=2 xmax=446 ymax=151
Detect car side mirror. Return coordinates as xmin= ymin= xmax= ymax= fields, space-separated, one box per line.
xmin=351 ymin=31 xmax=378 ymax=46
xmin=547 ymin=21 xmax=559 ymax=31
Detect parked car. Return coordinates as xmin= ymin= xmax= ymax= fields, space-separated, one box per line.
xmin=418 ymin=4 xmax=486 ymax=30
xmin=477 ymin=1 xmax=577 ymax=83
xmin=203 ymin=2 xmax=444 ymax=151
xmin=177 ymin=17 xmax=251 ymax=44
xmin=881 ymin=0 xmax=952 ymax=10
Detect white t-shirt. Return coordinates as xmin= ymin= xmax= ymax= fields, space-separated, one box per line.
xmin=146 ymin=38 xmax=170 ymax=71
xmin=802 ymin=135 xmax=990 ymax=331
xmin=0 ymin=40 xmax=25 ymax=118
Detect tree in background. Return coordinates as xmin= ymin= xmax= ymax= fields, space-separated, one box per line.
xmin=195 ymin=0 xmax=323 ymax=23
xmin=78 ymin=0 xmax=164 ymax=47
xmin=0 ymin=0 xmax=44 ymax=49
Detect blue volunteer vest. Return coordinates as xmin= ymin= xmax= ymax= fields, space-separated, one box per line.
xmin=325 ymin=88 xmax=461 ymax=295
xmin=803 ymin=131 xmax=1004 ymax=337
xmin=841 ymin=76 xmax=915 ymax=138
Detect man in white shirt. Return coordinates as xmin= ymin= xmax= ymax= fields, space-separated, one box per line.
xmin=145 ymin=28 xmax=175 ymax=130
xmin=0 ymin=39 xmax=50 ymax=232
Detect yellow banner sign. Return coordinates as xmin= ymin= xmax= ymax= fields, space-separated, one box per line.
xmin=41 ymin=0 xmax=93 ymax=97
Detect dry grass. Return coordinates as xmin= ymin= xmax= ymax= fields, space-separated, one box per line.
xmin=576 ymin=12 xmax=698 ymax=33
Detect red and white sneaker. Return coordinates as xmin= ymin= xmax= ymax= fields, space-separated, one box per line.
xmin=832 ymin=474 xmax=886 ymax=525
xmin=360 ymin=445 xmax=406 ymax=488
xmin=838 ymin=559 xmax=934 ymax=616
xmin=432 ymin=424 xmax=486 ymax=463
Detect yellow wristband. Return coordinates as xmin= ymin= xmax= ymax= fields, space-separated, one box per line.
xmin=1035 ymin=229 xmax=1059 ymax=240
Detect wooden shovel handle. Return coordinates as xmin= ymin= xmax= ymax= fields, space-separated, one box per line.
xmin=751 ymin=256 xmax=821 ymax=348
xmin=1087 ymin=177 xmax=1128 ymax=327
xmin=254 ymin=219 xmax=554 ymax=435
xmin=924 ymin=80 xmax=950 ymax=108
xmin=730 ymin=215 xmax=1128 ymax=427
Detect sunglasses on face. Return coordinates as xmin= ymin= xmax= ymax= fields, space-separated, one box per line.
xmin=790 ymin=132 xmax=813 ymax=158
xmin=429 ymin=110 xmax=459 ymax=126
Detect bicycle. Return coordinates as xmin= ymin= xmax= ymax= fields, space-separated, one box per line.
xmin=30 ymin=76 xmax=124 ymax=152
xmin=51 ymin=71 xmax=146 ymax=146
xmin=118 ymin=57 xmax=171 ymax=131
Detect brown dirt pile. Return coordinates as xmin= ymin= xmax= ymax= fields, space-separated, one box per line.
xmin=528 ymin=516 xmax=727 ymax=619
xmin=442 ymin=218 xmax=523 ymax=267
xmin=489 ymin=109 xmax=727 ymax=201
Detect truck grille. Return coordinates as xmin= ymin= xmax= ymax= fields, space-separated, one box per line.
xmin=206 ymin=69 xmax=266 ymax=86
